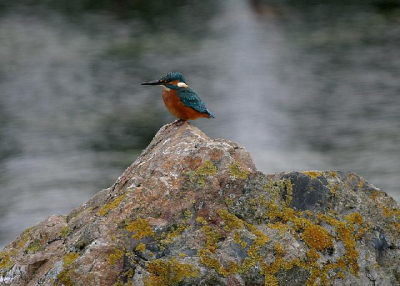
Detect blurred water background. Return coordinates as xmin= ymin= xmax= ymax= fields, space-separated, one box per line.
xmin=0 ymin=0 xmax=399 ymax=248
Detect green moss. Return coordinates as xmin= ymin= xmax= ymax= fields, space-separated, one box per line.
xmin=98 ymin=192 xmax=128 ymax=216
xmin=14 ymin=227 xmax=33 ymax=249
xmin=63 ymin=252 xmax=79 ymax=267
xmin=26 ymin=239 xmax=42 ymax=254
xmin=126 ymin=218 xmax=155 ymax=239
xmin=144 ymin=258 xmax=199 ymax=286
xmin=230 ymin=162 xmax=249 ymax=179
xmin=60 ymin=226 xmax=71 ymax=238
xmin=55 ymin=253 xmax=79 ymax=286
xmin=56 ymin=269 xmax=74 ymax=286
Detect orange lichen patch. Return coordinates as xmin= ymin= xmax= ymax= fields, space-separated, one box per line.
xmin=126 ymin=218 xmax=155 ymax=239
xmin=144 ymin=258 xmax=199 ymax=286
xmin=302 ymin=171 xmax=322 ymax=179
xmin=109 ymin=248 xmax=124 ymax=266
xmin=369 ymin=190 xmax=381 ymax=200
xmin=318 ymin=214 xmax=360 ymax=275
xmin=344 ymin=212 xmax=363 ymax=225
xmin=301 ymin=223 xmax=334 ymax=251
xmin=198 ymin=249 xmax=239 ymax=277
xmin=306 ymin=249 xmax=320 ymax=263
xmin=283 ymin=179 xmax=293 ymax=207
xmin=261 ymin=242 xmax=297 ymax=286
xmin=337 ymin=224 xmax=359 ymax=275
xmin=382 ymin=207 xmax=391 ymax=218
xmin=268 ymin=222 xmax=290 ymax=236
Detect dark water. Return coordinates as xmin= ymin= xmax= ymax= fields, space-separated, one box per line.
xmin=1 ymin=0 xmax=399 ymax=248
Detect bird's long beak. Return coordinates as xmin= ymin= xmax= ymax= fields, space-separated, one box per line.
xmin=141 ymin=80 xmax=163 ymax=86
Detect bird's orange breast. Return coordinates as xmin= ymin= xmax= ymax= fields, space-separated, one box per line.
xmin=162 ymin=89 xmax=209 ymax=120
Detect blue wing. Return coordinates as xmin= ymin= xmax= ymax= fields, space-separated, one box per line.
xmin=177 ymin=88 xmax=214 ymax=118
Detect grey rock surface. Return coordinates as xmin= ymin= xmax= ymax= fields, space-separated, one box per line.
xmin=0 ymin=121 xmax=399 ymax=285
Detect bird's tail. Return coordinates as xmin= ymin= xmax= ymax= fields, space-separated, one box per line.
xmin=206 ymin=110 xmax=215 ymax=118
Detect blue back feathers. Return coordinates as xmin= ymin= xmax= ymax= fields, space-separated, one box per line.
xmin=177 ymin=88 xmax=214 ymax=118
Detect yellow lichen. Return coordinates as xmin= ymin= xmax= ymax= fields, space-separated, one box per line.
xmin=233 ymin=231 xmax=247 ymax=248
xmin=144 ymin=258 xmax=199 ymax=286
xmin=183 ymin=210 xmax=193 ymax=220
xmin=98 ymin=192 xmax=128 ymax=216
xmin=261 ymin=242 xmax=291 ymax=286
xmin=109 ymin=248 xmax=124 ymax=266
xmin=136 ymin=243 xmax=146 ymax=253
xmin=301 ymin=223 xmax=333 ymax=251
xmin=302 ymin=171 xmax=322 ymax=179
xmin=198 ymin=249 xmax=239 ymax=277
xmin=230 ymin=162 xmax=249 ymax=179
xmin=318 ymin=214 xmax=360 ymax=275
xmin=329 ymin=171 xmax=338 ymax=177
xmin=284 ymin=179 xmax=293 ymax=207
xmin=344 ymin=212 xmax=363 ymax=225
xmin=268 ymin=222 xmax=290 ymax=236
xmin=126 ymin=218 xmax=154 ymax=239
xmin=191 ymin=160 xmax=218 ymax=187
xmin=198 ymin=220 xmax=222 ymax=253
xmin=217 ymin=209 xmax=244 ymax=231
xmin=0 ymin=251 xmax=15 ymax=271
xmin=161 ymin=223 xmax=189 ymax=245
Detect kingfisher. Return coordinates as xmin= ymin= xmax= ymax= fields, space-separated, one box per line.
xmin=141 ymin=72 xmax=214 ymax=122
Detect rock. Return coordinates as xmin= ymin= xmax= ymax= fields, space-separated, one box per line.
xmin=0 ymin=121 xmax=399 ymax=285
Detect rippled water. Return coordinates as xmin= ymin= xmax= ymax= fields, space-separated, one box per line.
xmin=1 ymin=0 xmax=399 ymax=248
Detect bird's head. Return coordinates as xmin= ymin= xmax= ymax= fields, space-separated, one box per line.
xmin=141 ymin=72 xmax=188 ymax=90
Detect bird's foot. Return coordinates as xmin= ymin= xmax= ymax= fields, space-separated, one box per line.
xmin=174 ymin=119 xmax=188 ymax=126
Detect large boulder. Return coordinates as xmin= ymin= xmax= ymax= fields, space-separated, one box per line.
xmin=1 ymin=122 xmax=399 ymax=285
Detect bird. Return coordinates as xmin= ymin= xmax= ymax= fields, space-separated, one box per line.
xmin=141 ymin=72 xmax=214 ymax=123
